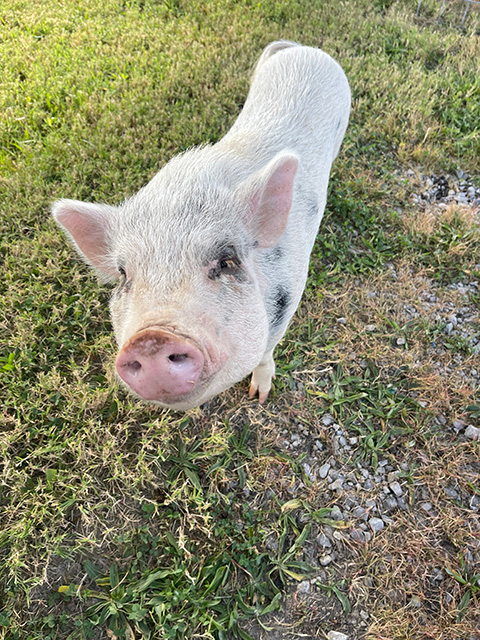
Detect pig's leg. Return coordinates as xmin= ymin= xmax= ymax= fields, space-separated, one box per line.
xmin=248 ymin=347 xmax=276 ymax=403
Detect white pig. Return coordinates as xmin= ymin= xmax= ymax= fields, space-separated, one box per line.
xmin=52 ymin=41 xmax=350 ymax=410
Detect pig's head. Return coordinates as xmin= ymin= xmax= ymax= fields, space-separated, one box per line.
xmin=52 ymin=148 xmax=298 ymax=410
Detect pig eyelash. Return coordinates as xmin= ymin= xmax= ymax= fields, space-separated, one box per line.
xmin=118 ymin=266 xmax=127 ymax=278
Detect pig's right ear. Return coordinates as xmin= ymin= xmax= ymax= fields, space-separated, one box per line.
xmin=237 ymin=152 xmax=299 ymax=248
xmin=51 ymin=199 xmax=118 ymax=280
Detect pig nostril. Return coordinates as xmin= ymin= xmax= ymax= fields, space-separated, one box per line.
xmin=116 ymin=331 xmax=206 ymax=400
xmin=168 ymin=353 xmax=189 ymax=363
xmin=128 ymin=361 xmax=142 ymax=371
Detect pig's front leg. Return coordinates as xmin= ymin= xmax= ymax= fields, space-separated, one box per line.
xmin=248 ymin=347 xmax=276 ymax=403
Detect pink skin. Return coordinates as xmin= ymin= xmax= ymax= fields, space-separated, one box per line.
xmin=115 ymin=327 xmax=207 ymax=402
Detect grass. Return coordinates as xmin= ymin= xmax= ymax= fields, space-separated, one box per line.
xmin=1 ymin=0 xmax=480 ymax=638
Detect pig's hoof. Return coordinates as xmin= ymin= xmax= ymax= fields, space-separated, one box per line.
xmin=248 ymin=381 xmax=270 ymax=403
xmin=249 ymin=357 xmax=275 ymax=403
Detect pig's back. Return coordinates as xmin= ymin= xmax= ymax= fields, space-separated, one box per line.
xmin=216 ymin=43 xmax=351 ymax=348
xmin=221 ymin=42 xmax=351 ymax=170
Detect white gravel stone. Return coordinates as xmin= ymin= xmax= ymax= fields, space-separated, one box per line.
xmin=330 ymin=506 xmax=344 ymax=520
xmin=327 ymin=632 xmax=349 ymax=640
xmin=383 ymin=496 xmax=398 ymax=511
xmin=319 ymin=462 xmax=331 ymax=479
xmin=387 ymin=471 xmax=400 ymax=483
xmin=320 ymin=554 xmax=333 ymax=566
xmin=353 ymin=506 xmax=368 ymax=520
xmin=350 ymin=528 xmax=367 ymax=543
xmin=297 ymin=580 xmax=310 ymax=594
xmin=302 ymin=462 xmax=314 ymax=481
xmin=465 ymin=425 xmax=480 ymax=441
xmin=389 ymin=481 xmax=403 ymax=497
xmin=316 ymin=532 xmax=332 ymax=548
xmin=369 ymin=517 xmax=385 ymax=533
xmin=329 ymin=478 xmax=344 ymax=491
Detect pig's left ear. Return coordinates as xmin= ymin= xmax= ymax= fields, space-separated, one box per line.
xmin=237 ymin=151 xmax=298 ymax=248
xmin=51 ymin=199 xmax=119 ymax=281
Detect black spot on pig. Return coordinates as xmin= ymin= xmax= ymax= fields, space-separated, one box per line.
xmin=270 ymin=285 xmax=290 ymax=329
xmin=296 ymin=184 xmax=318 ymax=219
xmin=269 ymin=246 xmax=283 ymax=261
xmin=306 ymin=195 xmax=319 ymax=219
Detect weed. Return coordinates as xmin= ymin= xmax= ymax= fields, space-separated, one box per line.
xmin=445 ymin=557 xmax=480 ymax=622
xmin=54 ymin=498 xmax=314 ymax=639
xmin=315 ymin=579 xmax=351 ymax=614
xmin=309 ymin=364 xmax=418 ymax=468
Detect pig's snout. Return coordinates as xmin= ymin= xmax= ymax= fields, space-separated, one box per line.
xmin=115 ymin=328 xmax=205 ymax=401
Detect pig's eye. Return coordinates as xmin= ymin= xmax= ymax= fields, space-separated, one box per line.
xmin=220 ymin=258 xmax=237 ymax=270
xmin=207 ymin=245 xmax=247 ymax=282
xmin=115 ymin=265 xmax=132 ymax=293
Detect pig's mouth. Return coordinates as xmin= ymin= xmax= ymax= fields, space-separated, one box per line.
xmin=115 ymin=325 xmax=223 ymax=406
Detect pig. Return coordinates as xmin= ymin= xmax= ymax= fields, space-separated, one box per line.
xmin=52 ymin=40 xmax=350 ymax=411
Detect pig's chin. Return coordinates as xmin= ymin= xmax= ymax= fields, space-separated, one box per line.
xmin=117 ymin=370 xmax=228 ymax=411
xmin=144 ymin=384 xmax=221 ymax=411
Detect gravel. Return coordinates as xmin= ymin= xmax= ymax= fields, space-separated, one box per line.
xmin=316 ymin=532 xmax=332 ymax=548
xmin=409 ymin=170 xmax=480 ymax=209
xmin=368 ymin=517 xmax=385 ymax=533
xmin=319 ymin=462 xmax=331 ymax=478
xmin=327 ymin=633 xmax=349 ymax=640
xmin=320 ymin=554 xmax=334 ymax=566
xmin=265 ymin=169 xmax=480 ymax=639
xmin=465 ymin=425 xmax=480 ymax=440
xmin=389 ymin=481 xmax=403 ymax=497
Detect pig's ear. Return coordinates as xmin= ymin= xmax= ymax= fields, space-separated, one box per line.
xmin=237 ymin=152 xmax=298 ymax=248
xmin=51 ymin=199 xmax=118 ymax=280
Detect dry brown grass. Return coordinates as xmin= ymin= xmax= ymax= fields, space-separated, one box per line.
xmin=364 ymin=453 xmax=479 ymax=639
xmin=401 ymin=201 xmax=480 ymax=239
xmin=297 ymin=257 xmax=479 ymax=416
